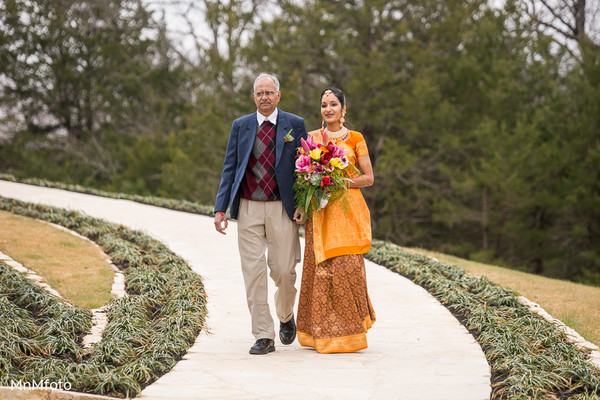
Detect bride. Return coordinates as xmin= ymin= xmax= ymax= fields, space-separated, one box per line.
xmin=295 ymin=87 xmax=376 ymax=353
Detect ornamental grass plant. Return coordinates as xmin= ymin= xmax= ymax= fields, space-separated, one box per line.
xmin=367 ymin=240 xmax=600 ymax=400
xmin=413 ymin=248 xmax=600 ymax=347
xmin=2 ymin=175 xmax=600 ymax=399
xmin=0 ymin=196 xmax=207 ymax=398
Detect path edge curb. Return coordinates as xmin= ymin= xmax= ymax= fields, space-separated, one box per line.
xmin=0 ymin=386 xmax=123 ymax=400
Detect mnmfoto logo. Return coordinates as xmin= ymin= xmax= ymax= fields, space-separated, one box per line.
xmin=10 ymin=379 xmax=71 ymax=391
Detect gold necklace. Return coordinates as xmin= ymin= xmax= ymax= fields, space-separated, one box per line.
xmin=325 ymin=126 xmax=349 ymax=141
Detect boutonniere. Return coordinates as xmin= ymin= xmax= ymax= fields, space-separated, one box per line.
xmin=283 ymin=129 xmax=295 ymax=142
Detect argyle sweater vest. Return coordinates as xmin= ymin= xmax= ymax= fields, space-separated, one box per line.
xmin=240 ymin=121 xmax=280 ymax=201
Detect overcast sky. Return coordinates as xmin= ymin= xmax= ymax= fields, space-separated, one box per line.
xmin=143 ymin=0 xmax=509 ymax=57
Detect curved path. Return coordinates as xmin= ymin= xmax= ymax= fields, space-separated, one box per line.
xmin=0 ymin=181 xmax=490 ymax=400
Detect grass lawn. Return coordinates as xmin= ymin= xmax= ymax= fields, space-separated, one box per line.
xmin=0 ymin=210 xmax=114 ymax=309
xmin=412 ymin=247 xmax=600 ymax=348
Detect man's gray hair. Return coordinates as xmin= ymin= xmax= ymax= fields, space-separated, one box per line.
xmin=253 ymin=73 xmax=280 ymax=92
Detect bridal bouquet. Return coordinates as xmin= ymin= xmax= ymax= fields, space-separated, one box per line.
xmin=294 ymin=131 xmax=350 ymax=218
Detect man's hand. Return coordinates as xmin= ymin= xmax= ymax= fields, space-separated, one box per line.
xmin=214 ymin=212 xmax=228 ymax=234
xmin=293 ymin=208 xmax=305 ymax=224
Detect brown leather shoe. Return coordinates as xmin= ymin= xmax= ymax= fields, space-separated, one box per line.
xmin=279 ymin=315 xmax=296 ymax=345
xmin=249 ymin=338 xmax=275 ymax=355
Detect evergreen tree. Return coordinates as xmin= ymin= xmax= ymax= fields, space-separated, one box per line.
xmin=0 ymin=0 xmax=187 ymax=184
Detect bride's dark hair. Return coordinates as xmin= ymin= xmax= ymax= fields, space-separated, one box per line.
xmin=320 ymin=87 xmax=346 ymax=107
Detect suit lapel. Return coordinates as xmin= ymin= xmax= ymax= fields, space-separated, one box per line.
xmin=275 ymin=109 xmax=289 ymax=168
xmin=239 ymin=115 xmax=256 ymax=167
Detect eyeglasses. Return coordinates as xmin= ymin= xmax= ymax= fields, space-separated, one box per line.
xmin=254 ymin=91 xmax=277 ymax=98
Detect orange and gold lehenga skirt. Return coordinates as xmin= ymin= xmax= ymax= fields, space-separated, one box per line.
xmin=297 ymin=130 xmax=375 ymax=353
xmin=296 ymin=218 xmax=376 ymax=354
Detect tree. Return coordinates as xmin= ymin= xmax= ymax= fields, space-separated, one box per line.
xmin=522 ymin=0 xmax=600 ymax=59
xmin=1 ymin=0 xmax=598 ymax=284
xmin=0 ymin=0 xmax=187 ymax=182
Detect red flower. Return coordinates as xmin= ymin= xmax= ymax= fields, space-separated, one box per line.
xmin=321 ymin=175 xmax=332 ymax=187
xmin=320 ymin=152 xmax=332 ymax=165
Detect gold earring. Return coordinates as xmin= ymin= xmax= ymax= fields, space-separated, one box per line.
xmin=340 ymin=114 xmax=346 ymax=125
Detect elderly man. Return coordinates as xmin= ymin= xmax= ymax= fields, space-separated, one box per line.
xmin=214 ymin=73 xmax=308 ymax=354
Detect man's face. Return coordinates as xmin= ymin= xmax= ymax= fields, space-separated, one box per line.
xmin=253 ymin=77 xmax=281 ymax=116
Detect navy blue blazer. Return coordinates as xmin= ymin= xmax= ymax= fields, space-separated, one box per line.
xmin=214 ymin=109 xmax=308 ymax=221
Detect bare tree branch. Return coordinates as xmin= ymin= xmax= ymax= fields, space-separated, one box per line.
xmin=522 ymin=0 xmax=599 ymax=51
xmin=538 ymin=0 xmax=575 ymax=32
xmin=537 ymin=18 xmax=578 ymax=40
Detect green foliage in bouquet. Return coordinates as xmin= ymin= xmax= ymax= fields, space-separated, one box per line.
xmin=293 ymin=133 xmax=352 ymax=218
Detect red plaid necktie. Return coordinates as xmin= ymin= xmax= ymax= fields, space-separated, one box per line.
xmin=247 ymin=120 xmax=278 ymax=200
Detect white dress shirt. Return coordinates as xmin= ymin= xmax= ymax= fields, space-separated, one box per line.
xmin=257 ymin=109 xmax=278 ymax=126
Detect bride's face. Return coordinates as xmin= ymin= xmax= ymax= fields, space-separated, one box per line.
xmin=321 ymin=93 xmax=345 ymax=127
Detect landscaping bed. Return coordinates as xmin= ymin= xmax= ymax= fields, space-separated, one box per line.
xmin=2 ymin=175 xmax=600 ymax=399
xmin=367 ymin=240 xmax=600 ymax=399
xmin=0 ymin=196 xmax=207 ymax=398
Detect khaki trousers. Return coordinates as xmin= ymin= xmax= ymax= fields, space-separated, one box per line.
xmin=237 ymin=198 xmax=301 ymax=340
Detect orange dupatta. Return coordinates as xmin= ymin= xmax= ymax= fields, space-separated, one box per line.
xmin=308 ymin=130 xmax=372 ymax=265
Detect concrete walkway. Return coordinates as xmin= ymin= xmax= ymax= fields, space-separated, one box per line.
xmin=0 ymin=181 xmax=490 ymax=400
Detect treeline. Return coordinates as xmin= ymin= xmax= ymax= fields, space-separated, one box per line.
xmin=1 ymin=0 xmax=598 ymax=284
